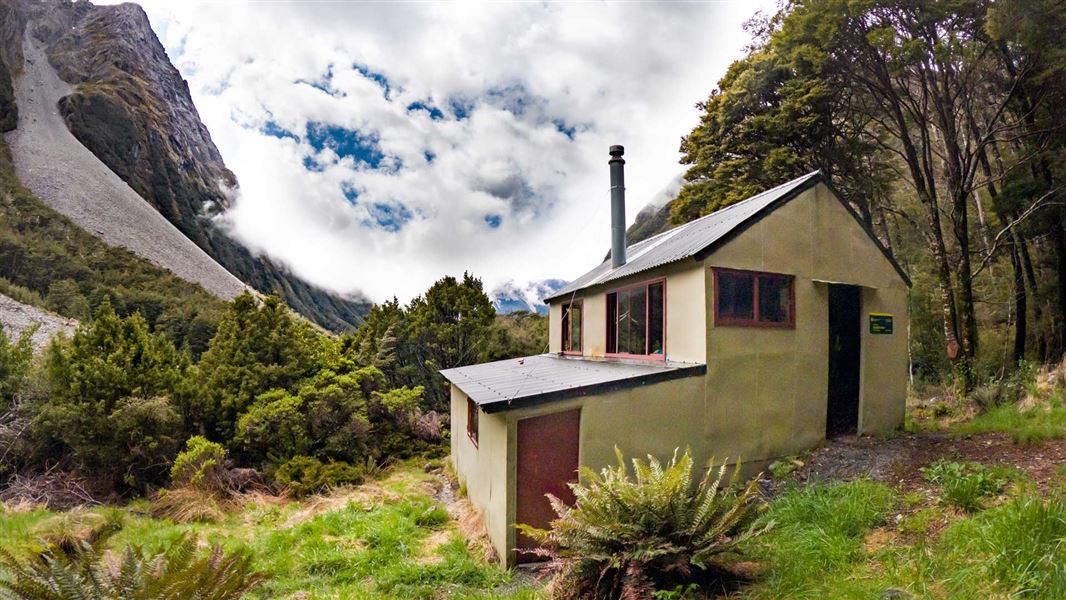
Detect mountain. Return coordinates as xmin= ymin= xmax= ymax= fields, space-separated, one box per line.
xmin=0 ymin=0 xmax=369 ymax=331
xmin=490 ymin=279 xmax=566 ymax=315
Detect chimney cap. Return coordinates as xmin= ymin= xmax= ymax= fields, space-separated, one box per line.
xmin=609 ymin=145 xmax=625 ymax=157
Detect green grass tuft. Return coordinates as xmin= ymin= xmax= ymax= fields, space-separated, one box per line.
xmin=956 ymin=403 xmax=1066 ymax=444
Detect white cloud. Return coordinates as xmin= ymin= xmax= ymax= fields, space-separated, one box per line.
xmin=125 ymin=0 xmax=774 ymax=302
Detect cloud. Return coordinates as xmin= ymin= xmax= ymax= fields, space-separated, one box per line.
xmin=125 ymin=0 xmax=774 ymax=302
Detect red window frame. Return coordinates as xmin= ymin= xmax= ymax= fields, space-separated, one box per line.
xmin=712 ymin=267 xmax=795 ymax=329
xmin=605 ymin=277 xmax=666 ymax=361
xmin=467 ymin=397 xmax=479 ymax=448
xmin=561 ymin=299 xmax=583 ymax=355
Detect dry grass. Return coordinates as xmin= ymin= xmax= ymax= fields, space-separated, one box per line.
xmin=149 ymin=486 xmax=228 ymax=524
xmin=449 ymin=496 xmax=497 ymax=564
xmin=31 ymin=507 xmax=121 ymax=553
xmin=281 ymin=482 xmax=399 ymax=528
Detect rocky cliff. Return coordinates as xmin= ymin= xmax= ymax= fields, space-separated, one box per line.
xmin=1 ymin=0 xmax=369 ymax=331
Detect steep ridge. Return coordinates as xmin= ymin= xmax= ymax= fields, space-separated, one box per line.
xmin=2 ymin=0 xmax=370 ymax=331
xmin=5 ymin=34 xmax=247 ymax=299
xmin=40 ymin=1 xmax=370 ymax=331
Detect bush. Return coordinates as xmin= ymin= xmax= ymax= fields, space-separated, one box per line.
xmin=921 ymin=459 xmax=1012 ymax=512
xmin=275 ymin=455 xmax=364 ymax=498
xmin=0 ymin=531 xmax=262 ymax=599
xmin=170 ymin=436 xmax=228 ymax=492
xmin=520 ymin=449 xmax=770 ymax=599
xmin=234 ymin=389 xmax=309 ymax=464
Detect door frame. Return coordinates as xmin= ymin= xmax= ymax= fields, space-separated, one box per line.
xmin=506 ymin=403 xmax=583 ymax=566
xmin=826 ymin=283 xmax=864 ymax=438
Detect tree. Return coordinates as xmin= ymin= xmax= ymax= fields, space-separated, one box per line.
xmin=32 ymin=298 xmax=188 ymax=489
xmin=190 ymin=293 xmax=323 ymax=441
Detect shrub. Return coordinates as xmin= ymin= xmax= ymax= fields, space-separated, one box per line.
xmin=170 ymin=436 xmax=228 ymax=492
xmin=274 ymin=455 xmax=364 ymax=498
xmin=301 ymin=369 xmax=374 ymax=462
xmin=107 ymin=396 xmax=183 ymax=489
xmin=0 ymin=531 xmax=262 ymax=599
xmin=520 ymin=449 xmax=770 ymax=599
xmin=234 ymin=389 xmax=309 ymax=464
xmin=921 ymin=459 xmax=1012 ymax=512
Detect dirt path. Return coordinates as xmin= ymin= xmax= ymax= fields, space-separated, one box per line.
xmin=774 ymin=432 xmax=1066 ymax=493
xmin=3 ymin=34 xmax=246 ymax=300
xmin=0 ymin=293 xmax=75 ymax=350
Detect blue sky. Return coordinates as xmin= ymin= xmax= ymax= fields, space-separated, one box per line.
xmin=131 ymin=1 xmax=775 ymax=302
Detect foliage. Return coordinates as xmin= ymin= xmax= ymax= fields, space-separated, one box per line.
xmin=921 ymin=460 xmax=1013 ymax=512
xmin=0 ymin=324 xmax=33 ymax=412
xmin=190 ymin=293 xmax=323 ymax=442
xmin=347 ymin=274 xmax=498 ymax=411
xmin=521 ymin=449 xmax=770 ymax=599
xmin=273 ymin=455 xmax=364 ymax=498
xmin=30 ymin=301 xmax=188 ymax=490
xmin=169 ymin=436 xmax=227 ymax=492
xmin=0 ymin=531 xmax=262 ymax=600
xmin=235 ymin=390 xmax=309 ymax=465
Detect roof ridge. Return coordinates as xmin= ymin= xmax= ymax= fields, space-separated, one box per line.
xmin=623 ymin=170 xmax=821 ymax=250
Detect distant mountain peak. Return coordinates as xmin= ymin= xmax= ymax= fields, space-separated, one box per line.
xmin=491 ymin=279 xmax=566 ymax=315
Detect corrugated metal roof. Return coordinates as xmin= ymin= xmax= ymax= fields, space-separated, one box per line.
xmin=440 ymin=354 xmax=706 ymax=413
xmin=545 ymin=171 xmax=823 ymax=302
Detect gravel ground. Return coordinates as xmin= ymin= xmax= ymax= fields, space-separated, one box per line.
xmin=3 ymin=34 xmax=246 ymax=300
xmin=0 ymin=293 xmax=75 ymax=351
xmin=764 ymin=431 xmax=1066 ymax=495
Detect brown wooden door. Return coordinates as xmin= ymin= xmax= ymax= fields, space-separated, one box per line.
xmin=515 ymin=408 xmax=580 ymax=562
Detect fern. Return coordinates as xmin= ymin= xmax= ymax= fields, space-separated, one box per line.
xmin=519 ymin=448 xmax=772 ymax=599
xmin=0 ymin=533 xmax=262 ymax=600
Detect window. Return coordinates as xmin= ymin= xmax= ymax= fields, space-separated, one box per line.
xmin=467 ymin=397 xmax=479 ymax=447
xmin=714 ymin=268 xmax=794 ymax=328
xmin=561 ymin=300 xmax=583 ymax=354
xmin=606 ymin=280 xmax=665 ymax=357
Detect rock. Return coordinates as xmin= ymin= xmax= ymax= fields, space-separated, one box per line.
xmin=882 ymin=589 xmax=913 ymax=599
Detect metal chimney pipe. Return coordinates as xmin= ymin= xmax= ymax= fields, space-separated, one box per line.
xmin=609 ymin=145 xmax=626 ymax=269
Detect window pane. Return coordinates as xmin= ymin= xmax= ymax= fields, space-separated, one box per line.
xmin=758 ymin=275 xmax=791 ymax=323
xmin=718 ymin=272 xmax=754 ymax=320
xmin=569 ymin=303 xmax=582 ymax=351
xmin=619 ymin=287 xmax=647 ymax=354
xmin=607 ymin=293 xmax=618 ymax=353
xmin=648 ymin=283 xmax=664 ymax=355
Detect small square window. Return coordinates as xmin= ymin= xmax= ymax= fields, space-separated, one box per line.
xmin=467 ymin=397 xmax=479 ymax=447
xmin=714 ymin=268 xmax=794 ymax=328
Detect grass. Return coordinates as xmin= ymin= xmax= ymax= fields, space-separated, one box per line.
xmin=955 ymin=402 xmax=1066 ymax=444
xmin=921 ymin=459 xmax=1015 ymax=512
xmin=0 ymin=465 xmax=537 ymax=599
